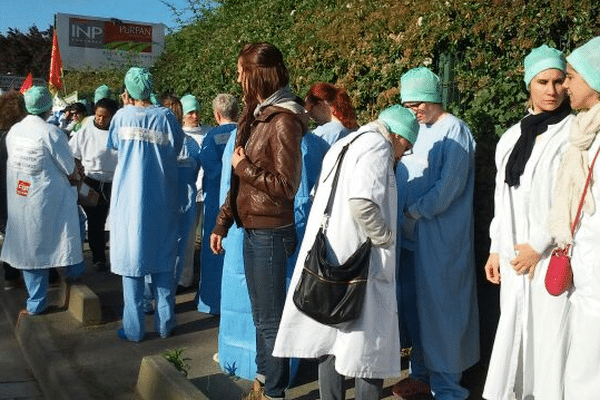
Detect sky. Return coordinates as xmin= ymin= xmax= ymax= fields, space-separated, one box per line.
xmin=0 ymin=0 xmax=195 ymax=34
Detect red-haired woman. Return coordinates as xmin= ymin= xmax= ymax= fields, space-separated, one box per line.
xmin=210 ymin=42 xmax=307 ymax=400
xmin=305 ymin=82 xmax=358 ymax=145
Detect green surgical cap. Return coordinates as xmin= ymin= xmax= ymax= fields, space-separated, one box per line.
xmin=150 ymin=93 xmax=159 ymax=105
xmin=124 ymin=67 xmax=153 ymax=100
xmin=524 ymin=45 xmax=566 ymax=87
xmin=181 ymin=94 xmax=200 ymax=115
xmin=94 ymin=84 xmax=112 ymax=103
xmin=24 ymin=86 xmax=53 ymax=115
xmin=401 ymin=67 xmax=442 ymax=104
xmin=378 ymin=105 xmax=419 ymax=145
xmin=567 ymin=36 xmax=600 ymax=93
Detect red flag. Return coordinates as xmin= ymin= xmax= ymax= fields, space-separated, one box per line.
xmin=19 ymin=73 xmax=33 ymax=94
xmin=49 ymin=29 xmax=63 ymax=92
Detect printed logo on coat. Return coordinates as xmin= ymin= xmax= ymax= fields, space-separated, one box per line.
xmin=9 ymin=138 xmax=43 ymax=174
xmin=118 ymin=126 xmax=170 ymax=146
xmin=16 ymin=180 xmax=31 ymax=196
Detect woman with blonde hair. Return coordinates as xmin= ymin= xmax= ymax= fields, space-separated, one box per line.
xmin=548 ymin=36 xmax=600 ymax=399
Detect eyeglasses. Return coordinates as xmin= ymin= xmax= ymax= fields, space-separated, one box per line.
xmin=403 ymin=102 xmax=423 ymax=110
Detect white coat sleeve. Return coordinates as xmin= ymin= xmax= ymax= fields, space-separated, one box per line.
xmin=489 ymin=139 xmax=505 ymax=254
xmin=46 ymin=126 xmax=75 ymax=176
xmin=349 ymin=198 xmax=394 ymax=248
xmin=527 ymin=141 xmax=568 ymax=254
xmin=69 ymin=128 xmax=82 ymax=160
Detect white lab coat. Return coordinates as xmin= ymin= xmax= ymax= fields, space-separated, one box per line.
xmin=483 ymin=114 xmax=572 ymax=400
xmin=273 ymin=122 xmax=401 ymax=379
xmin=184 ymin=125 xmax=210 ymax=202
xmin=1 ymin=115 xmax=82 ymax=268
xmin=564 ymin=132 xmax=600 ymax=400
xmin=69 ymin=117 xmax=118 ymax=182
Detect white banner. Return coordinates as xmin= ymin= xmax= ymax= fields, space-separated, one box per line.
xmin=55 ymin=13 xmax=165 ymax=71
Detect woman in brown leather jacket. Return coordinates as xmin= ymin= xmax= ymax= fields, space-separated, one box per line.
xmin=210 ymin=42 xmax=307 ymax=400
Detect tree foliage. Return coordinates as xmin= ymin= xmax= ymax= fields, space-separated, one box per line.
xmin=0 ymin=26 xmax=53 ymax=78
xmin=153 ymin=0 xmax=600 ymax=138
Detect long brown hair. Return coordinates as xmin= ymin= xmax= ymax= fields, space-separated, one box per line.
xmin=305 ymin=82 xmax=358 ymax=130
xmin=236 ymin=43 xmax=289 ymax=147
xmin=161 ymin=94 xmax=183 ymax=125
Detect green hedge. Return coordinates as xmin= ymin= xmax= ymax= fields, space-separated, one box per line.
xmin=153 ymin=0 xmax=599 ymax=137
xmin=65 ymin=0 xmax=599 ymax=139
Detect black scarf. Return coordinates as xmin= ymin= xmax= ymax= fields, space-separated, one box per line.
xmin=504 ymin=101 xmax=571 ymax=187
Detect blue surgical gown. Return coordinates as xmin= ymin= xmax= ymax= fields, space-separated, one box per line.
xmin=197 ymin=123 xmax=236 ymax=314
xmin=107 ymin=105 xmax=183 ymax=277
xmin=218 ymin=131 xmax=329 ymax=380
xmin=217 ymin=131 xmax=257 ymax=379
xmin=312 ymin=121 xmax=349 ymax=146
xmin=401 ymin=114 xmax=480 ymax=373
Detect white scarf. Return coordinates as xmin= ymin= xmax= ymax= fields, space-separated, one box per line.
xmin=253 ymin=86 xmax=305 ymax=117
xmin=549 ymin=102 xmax=600 ymax=246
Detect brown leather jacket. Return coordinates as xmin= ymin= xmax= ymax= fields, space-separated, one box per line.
xmin=213 ymin=105 xmax=307 ymax=236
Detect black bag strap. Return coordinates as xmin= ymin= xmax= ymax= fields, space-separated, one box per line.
xmin=320 ymin=131 xmax=368 ymax=232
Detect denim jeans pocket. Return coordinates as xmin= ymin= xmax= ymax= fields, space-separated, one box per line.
xmin=277 ymin=226 xmax=297 ymax=258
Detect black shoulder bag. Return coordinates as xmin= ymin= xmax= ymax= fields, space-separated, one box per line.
xmin=293 ymin=133 xmax=372 ymax=325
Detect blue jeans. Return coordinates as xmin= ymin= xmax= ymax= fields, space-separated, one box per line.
xmin=243 ymin=225 xmax=296 ymax=399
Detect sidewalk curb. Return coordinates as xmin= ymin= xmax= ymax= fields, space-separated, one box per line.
xmin=0 ymin=289 xmax=94 ymax=399
xmin=1 ymin=285 xmax=213 ymax=400
xmin=137 ymin=355 xmax=209 ymax=400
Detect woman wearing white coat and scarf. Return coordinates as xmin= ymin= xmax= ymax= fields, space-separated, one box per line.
xmin=483 ymin=45 xmax=573 ymax=400
xmin=274 ymin=105 xmax=418 ymax=400
xmin=548 ymin=36 xmax=600 ymax=400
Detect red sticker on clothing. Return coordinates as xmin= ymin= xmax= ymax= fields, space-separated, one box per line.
xmin=16 ymin=180 xmax=31 ymax=196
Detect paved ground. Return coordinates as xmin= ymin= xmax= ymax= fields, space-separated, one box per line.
xmin=0 ymin=296 xmax=43 ymax=400
xmin=0 ymin=244 xmax=486 ymax=400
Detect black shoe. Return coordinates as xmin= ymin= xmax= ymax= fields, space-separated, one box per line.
xmin=94 ymin=262 xmax=107 ymax=272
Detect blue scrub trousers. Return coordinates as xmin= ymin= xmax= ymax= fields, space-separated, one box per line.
xmin=122 ymin=271 xmax=175 ymax=341
xmin=410 ymin=345 xmax=469 ymax=400
xmin=243 ymin=225 xmax=296 ymax=400
xmin=22 ymin=262 xmax=86 ymax=314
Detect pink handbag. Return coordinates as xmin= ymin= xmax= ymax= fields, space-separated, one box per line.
xmin=545 ymin=145 xmax=600 ymax=296
xmin=545 ymin=245 xmax=572 ymax=296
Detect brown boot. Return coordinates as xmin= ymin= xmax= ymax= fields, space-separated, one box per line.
xmin=244 ymin=379 xmax=265 ymax=400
